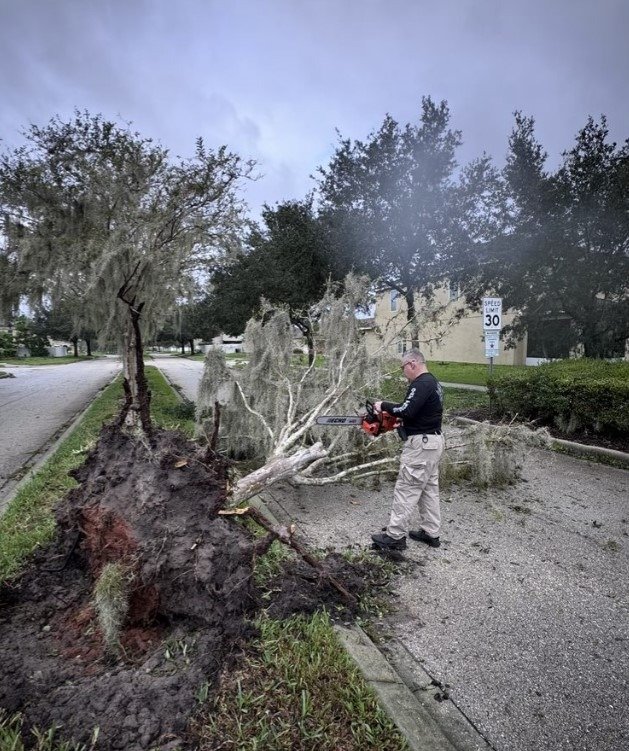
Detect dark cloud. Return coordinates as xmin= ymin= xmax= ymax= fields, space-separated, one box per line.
xmin=1 ymin=0 xmax=627 ymax=214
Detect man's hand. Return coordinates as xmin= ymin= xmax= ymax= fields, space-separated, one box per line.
xmin=373 ymin=401 xmax=383 ymax=413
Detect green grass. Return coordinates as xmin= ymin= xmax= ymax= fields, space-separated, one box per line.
xmin=196 ymin=611 xmax=408 ymax=751
xmin=380 ymin=372 xmax=487 ymax=412
xmin=0 ymin=710 xmax=99 ymax=750
xmin=145 ymin=366 xmax=196 ymax=437
xmin=443 ymin=387 xmax=489 ymax=412
xmin=0 ymin=355 xmax=98 ymax=366
xmin=427 ymin=360 xmax=526 ymax=386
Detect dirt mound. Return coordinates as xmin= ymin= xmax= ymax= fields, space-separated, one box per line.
xmin=0 ymin=426 xmax=373 ymax=750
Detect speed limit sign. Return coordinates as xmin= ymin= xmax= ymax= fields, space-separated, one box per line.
xmin=482 ymin=297 xmax=502 ymax=330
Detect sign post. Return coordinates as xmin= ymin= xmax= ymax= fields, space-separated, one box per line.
xmin=482 ymin=297 xmax=503 ymax=378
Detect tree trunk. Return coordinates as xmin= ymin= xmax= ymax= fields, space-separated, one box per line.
xmin=120 ymin=309 xmax=152 ymax=436
xmin=292 ymin=317 xmax=315 ymax=366
xmin=86 ymin=338 xmax=92 ymax=357
xmin=180 ymin=339 xmax=185 ymax=355
xmin=406 ymin=291 xmax=419 ymax=350
xmin=72 ymin=336 xmax=79 ymax=357
xmin=189 ymin=339 xmax=195 ymax=356
xmin=230 ymin=442 xmax=327 ymax=506
xmin=305 ymin=327 xmax=315 ymax=366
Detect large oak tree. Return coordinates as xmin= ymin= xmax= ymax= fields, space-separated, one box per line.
xmin=208 ymin=198 xmax=342 ymax=363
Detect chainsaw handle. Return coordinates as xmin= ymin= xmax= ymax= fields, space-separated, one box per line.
xmin=365 ymin=399 xmax=375 ymax=417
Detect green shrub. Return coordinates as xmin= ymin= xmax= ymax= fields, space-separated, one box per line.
xmin=488 ymin=359 xmax=629 ymax=436
xmin=0 ymin=331 xmax=17 ymax=358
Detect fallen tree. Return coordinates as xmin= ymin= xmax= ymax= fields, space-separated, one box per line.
xmin=197 ymin=275 xmax=549 ymax=498
xmin=197 ymin=275 xmax=401 ymax=493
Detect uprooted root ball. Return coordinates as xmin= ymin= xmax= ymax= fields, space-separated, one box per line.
xmin=0 ymin=425 xmax=375 ymax=750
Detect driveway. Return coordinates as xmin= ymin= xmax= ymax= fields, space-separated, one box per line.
xmin=0 ymin=358 xmax=121 ymax=506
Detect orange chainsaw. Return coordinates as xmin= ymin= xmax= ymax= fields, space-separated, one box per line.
xmin=315 ymin=400 xmax=400 ymax=437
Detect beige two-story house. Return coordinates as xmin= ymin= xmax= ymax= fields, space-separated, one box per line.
xmin=363 ymin=283 xmax=527 ymax=365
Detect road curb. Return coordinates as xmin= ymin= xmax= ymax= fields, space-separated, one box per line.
xmin=335 ymin=624 xmax=490 ymax=751
xmin=450 ymin=415 xmax=629 ymax=468
xmin=0 ymin=372 xmax=121 ymax=515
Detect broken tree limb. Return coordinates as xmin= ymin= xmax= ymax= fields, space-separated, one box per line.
xmin=292 ymin=456 xmax=399 ymax=485
xmin=242 ymin=505 xmax=357 ymax=606
xmin=210 ymin=400 xmax=221 ymax=453
xmin=229 ymin=442 xmax=327 ymax=506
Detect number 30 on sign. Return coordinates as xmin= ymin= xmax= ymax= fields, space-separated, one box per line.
xmin=482 ymin=297 xmax=502 ymax=330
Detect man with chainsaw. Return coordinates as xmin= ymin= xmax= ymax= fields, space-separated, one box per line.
xmin=370 ymin=349 xmax=444 ymax=551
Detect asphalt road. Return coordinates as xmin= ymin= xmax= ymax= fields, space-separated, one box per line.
xmin=264 ymin=453 xmax=629 ymax=751
xmin=0 ymin=358 xmax=121 ymax=506
xmin=149 ymin=356 xmax=205 ymax=402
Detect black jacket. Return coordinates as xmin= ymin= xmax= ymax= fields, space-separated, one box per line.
xmin=381 ymin=372 xmax=443 ymax=435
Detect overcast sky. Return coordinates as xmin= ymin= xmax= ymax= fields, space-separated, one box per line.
xmin=1 ymin=0 xmax=627 ymax=217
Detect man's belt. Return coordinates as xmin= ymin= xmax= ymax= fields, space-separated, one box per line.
xmin=406 ymin=429 xmax=442 ymax=436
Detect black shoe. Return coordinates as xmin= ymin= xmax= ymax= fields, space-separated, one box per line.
xmin=371 ymin=532 xmax=407 ymax=550
xmin=409 ymin=529 xmax=441 ymax=548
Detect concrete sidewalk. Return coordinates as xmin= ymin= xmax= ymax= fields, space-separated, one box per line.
xmin=441 ymin=381 xmax=488 ymax=392
xmin=262 ymin=449 xmax=629 ymax=751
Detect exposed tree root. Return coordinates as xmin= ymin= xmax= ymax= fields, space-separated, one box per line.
xmin=220 ymin=503 xmax=357 ymax=606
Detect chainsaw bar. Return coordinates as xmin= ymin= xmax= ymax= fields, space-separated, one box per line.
xmin=315 ymin=415 xmax=362 ymax=426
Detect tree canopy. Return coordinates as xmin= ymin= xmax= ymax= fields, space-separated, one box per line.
xmin=468 ymin=113 xmax=629 ymax=358
xmin=0 ymin=110 xmax=253 ymax=429
xmin=316 ymin=96 xmax=500 ymax=347
xmin=207 ymin=198 xmax=343 ymax=360
xmin=156 ymin=297 xmax=220 ymax=354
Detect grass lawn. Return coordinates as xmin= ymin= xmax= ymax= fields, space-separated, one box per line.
xmin=197 ymin=611 xmax=407 ymax=750
xmin=381 ymin=371 xmax=487 ymax=412
xmin=0 ymin=355 xmax=99 ymax=367
xmin=427 ymin=360 xmax=527 ymax=386
xmin=443 ymin=387 xmax=490 ymax=412
xmin=0 ymin=366 xmax=408 ymax=751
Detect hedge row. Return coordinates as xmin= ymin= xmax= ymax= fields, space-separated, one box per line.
xmin=488 ymin=359 xmax=629 ymax=437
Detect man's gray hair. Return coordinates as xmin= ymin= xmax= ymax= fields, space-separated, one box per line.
xmin=402 ymin=349 xmax=425 ymax=364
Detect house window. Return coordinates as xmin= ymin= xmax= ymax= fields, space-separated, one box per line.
xmin=449 ymin=281 xmax=460 ymax=301
xmin=390 ymin=290 xmax=399 ymax=312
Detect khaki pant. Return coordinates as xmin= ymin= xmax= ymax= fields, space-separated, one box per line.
xmin=387 ymin=433 xmax=444 ymax=539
